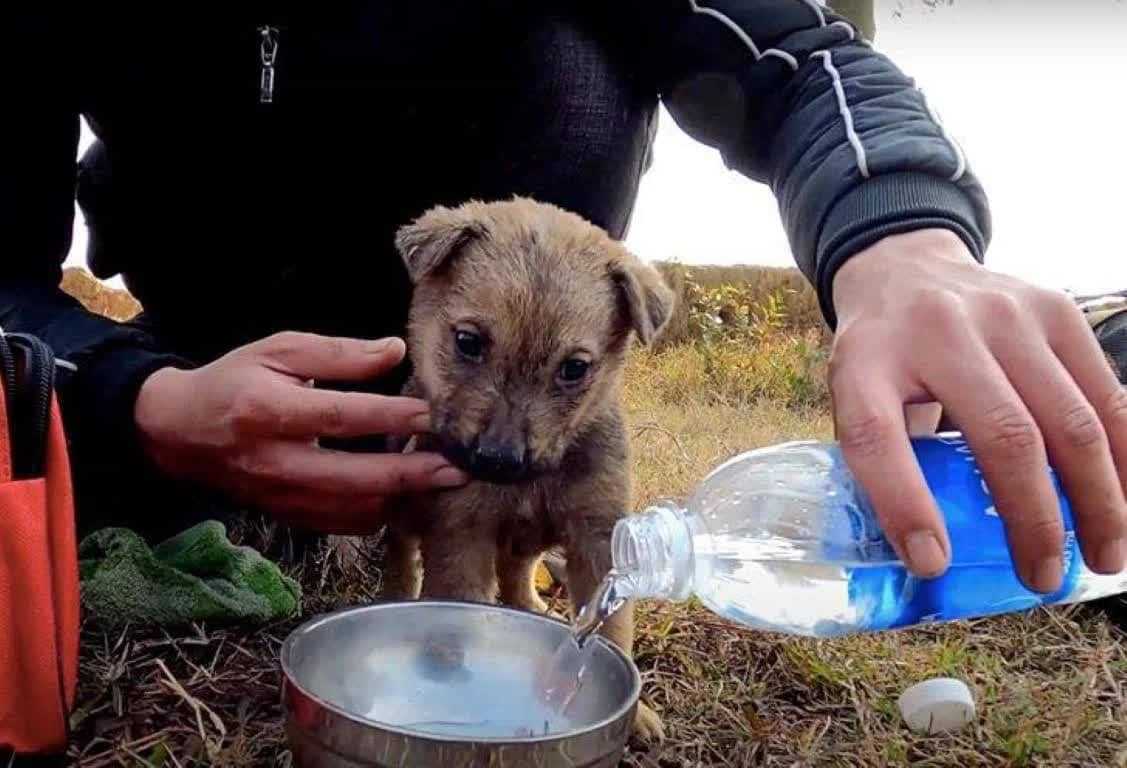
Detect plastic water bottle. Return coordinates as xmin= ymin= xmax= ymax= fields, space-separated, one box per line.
xmin=610 ymin=434 xmax=1127 ymax=637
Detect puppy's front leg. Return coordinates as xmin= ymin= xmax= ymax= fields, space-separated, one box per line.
xmin=498 ymin=551 xmax=549 ymax=614
xmin=565 ymin=516 xmax=665 ymax=742
xmin=381 ymin=527 xmax=422 ymax=600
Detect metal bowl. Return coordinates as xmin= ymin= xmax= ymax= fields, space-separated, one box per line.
xmin=281 ymin=601 xmax=640 ymax=767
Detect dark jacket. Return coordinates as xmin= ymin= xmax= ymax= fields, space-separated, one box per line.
xmin=2 ymin=3 xmax=990 ymax=523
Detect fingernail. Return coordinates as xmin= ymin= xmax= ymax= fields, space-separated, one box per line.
xmin=1030 ymin=556 xmax=1063 ymax=594
xmin=368 ymin=337 xmax=403 ymax=354
xmin=432 ymin=465 xmax=469 ymax=487
xmin=1096 ymin=538 xmax=1127 ymax=574
xmin=409 ymin=412 xmax=432 ymax=433
xmin=904 ymin=531 xmax=947 ymax=578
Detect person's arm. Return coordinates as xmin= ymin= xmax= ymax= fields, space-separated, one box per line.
xmin=2 ymin=10 xmax=193 ymax=486
xmin=599 ymin=3 xmax=1127 ymax=591
xmin=602 ymin=0 xmax=990 ymax=326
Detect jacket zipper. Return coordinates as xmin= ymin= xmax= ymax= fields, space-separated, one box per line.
xmin=258 ymin=25 xmax=280 ymax=104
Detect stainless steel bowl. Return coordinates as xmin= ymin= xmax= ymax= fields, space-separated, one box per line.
xmin=281 ymin=601 xmax=640 ymax=767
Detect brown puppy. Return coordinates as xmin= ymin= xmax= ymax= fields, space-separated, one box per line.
xmin=384 ymin=197 xmax=671 ymax=740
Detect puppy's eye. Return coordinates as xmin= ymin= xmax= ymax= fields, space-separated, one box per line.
xmin=558 ymin=358 xmax=590 ymax=384
xmin=454 ymin=329 xmax=484 ymax=361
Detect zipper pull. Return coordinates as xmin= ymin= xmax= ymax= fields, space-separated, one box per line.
xmin=258 ymin=25 xmax=279 ymax=104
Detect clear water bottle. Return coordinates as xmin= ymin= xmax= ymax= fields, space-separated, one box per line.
xmin=611 ymin=435 xmax=1127 ymax=637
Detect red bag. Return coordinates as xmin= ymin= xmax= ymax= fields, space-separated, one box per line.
xmin=0 ymin=332 xmax=80 ymax=760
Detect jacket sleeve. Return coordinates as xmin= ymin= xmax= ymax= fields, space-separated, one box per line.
xmin=604 ymin=0 xmax=992 ymax=326
xmin=2 ymin=10 xmax=192 ymax=494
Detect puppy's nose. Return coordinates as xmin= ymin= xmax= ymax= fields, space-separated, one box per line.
xmin=469 ymin=437 xmax=527 ymax=483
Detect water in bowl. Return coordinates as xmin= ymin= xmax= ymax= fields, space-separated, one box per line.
xmin=347 ymin=577 xmax=632 ymax=739
xmin=357 ymin=627 xmax=589 ymax=739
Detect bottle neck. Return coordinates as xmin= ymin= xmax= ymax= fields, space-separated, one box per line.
xmin=611 ymin=502 xmax=698 ymax=601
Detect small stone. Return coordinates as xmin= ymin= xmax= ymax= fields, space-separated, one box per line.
xmin=898 ymin=678 xmax=976 ymax=734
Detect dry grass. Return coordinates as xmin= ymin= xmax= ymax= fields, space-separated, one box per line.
xmin=626 ymin=338 xmax=829 ymax=413
xmin=59 ymin=268 xmax=1127 ymax=766
xmin=623 ymin=376 xmax=833 ymax=509
xmin=625 ymin=602 xmax=1126 ymax=767
xmin=618 ymin=376 xmax=1126 ymax=767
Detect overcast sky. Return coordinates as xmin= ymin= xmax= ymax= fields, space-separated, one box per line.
xmin=67 ymin=0 xmax=1127 ymax=296
xmin=624 ymin=0 xmax=1127 ymax=295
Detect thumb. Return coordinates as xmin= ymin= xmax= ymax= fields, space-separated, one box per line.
xmin=253 ymin=332 xmax=407 ymax=382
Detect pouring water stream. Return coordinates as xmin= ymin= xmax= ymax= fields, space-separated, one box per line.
xmin=536 ymin=569 xmax=632 ymax=716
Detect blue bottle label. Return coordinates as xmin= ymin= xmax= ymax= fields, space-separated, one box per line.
xmin=843 ymin=435 xmax=1083 ymax=631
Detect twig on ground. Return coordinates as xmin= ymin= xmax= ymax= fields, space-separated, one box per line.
xmin=632 ymin=421 xmax=691 ymax=461
xmin=155 ymin=659 xmax=227 ymax=753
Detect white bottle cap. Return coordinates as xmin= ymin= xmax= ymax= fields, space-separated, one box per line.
xmin=898 ymin=678 xmax=976 ymax=734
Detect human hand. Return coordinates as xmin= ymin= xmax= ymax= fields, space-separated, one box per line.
xmin=831 ymin=228 xmax=1127 ymax=592
xmin=134 ymin=332 xmax=466 ymax=534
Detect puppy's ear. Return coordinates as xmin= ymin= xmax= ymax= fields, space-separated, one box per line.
xmin=395 ymin=204 xmax=487 ymax=283
xmin=609 ymin=248 xmax=675 ymax=346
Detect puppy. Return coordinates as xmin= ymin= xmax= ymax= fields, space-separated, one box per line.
xmin=383 ymin=197 xmax=671 ymax=740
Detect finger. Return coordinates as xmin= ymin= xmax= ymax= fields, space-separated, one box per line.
xmin=832 ymin=366 xmax=951 ymax=578
xmin=258 ymin=442 xmax=468 ymax=498
xmin=1038 ymin=294 xmax=1127 ymax=571
xmin=992 ymin=333 xmax=1126 ymax=576
xmin=253 ymin=331 xmax=407 ymax=381
xmin=1043 ymin=293 xmax=1127 ymax=490
xmin=923 ymin=337 xmax=1063 ymax=593
xmin=266 ymin=385 xmax=433 ymax=439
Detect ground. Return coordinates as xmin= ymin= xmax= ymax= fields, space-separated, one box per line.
xmin=62 ymin=268 xmax=1127 ymax=766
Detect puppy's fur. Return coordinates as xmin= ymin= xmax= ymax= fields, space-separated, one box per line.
xmin=384 ymin=198 xmax=672 ymax=739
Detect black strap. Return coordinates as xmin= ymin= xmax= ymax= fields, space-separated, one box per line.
xmin=2 ymin=333 xmax=56 ymax=480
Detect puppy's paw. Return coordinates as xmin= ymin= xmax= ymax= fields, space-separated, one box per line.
xmin=633 ymin=701 xmax=665 ymax=743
